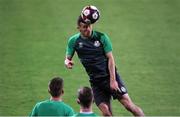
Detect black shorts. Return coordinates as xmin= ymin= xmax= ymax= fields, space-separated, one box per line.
xmin=90 ymin=73 xmax=128 ymax=106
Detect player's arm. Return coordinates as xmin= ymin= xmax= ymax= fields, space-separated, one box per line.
xmin=102 ymin=33 xmax=119 ymax=91
xmin=106 ymin=52 xmax=119 ymax=91
xmin=106 ymin=52 xmax=115 ymax=80
xmin=64 ymin=36 xmax=76 ymax=69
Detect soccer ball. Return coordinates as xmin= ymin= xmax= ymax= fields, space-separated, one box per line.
xmin=81 ymin=5 xmax=100 ymax=24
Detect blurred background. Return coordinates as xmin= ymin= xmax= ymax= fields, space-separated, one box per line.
xmin=0 ymin=0 xmax=180 ymax=116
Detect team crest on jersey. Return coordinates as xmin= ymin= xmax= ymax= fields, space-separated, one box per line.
xmin=94 ymin=40 xmax=100 ymax=47
xmin=78 ymin=42 xmax=83 ymax=48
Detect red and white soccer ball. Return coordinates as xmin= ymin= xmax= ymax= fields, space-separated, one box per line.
xmin=81 ymin=5 xmax=100 ymax=24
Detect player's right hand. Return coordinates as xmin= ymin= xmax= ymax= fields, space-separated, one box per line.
xmin=64 ymin=58 xmax=74 ymax=69
xmin=110 ymin=80 xmax=119 ymax=91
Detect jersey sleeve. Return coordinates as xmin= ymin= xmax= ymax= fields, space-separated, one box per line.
xmin=64 ymin=104 xmax=75 ymax=116
xmin=67 ymin=107 xmax=74 ymax=116
xmin=29 ymin=104 xmax=38 ymax=116
xmin=66 ymin=36 xmax=76 ymax=57
xmin=101 ymin=33 xmax=113 ymax=53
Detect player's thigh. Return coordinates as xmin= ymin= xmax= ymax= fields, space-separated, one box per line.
xmin=91 ymin=84 xmax=111 ymax=106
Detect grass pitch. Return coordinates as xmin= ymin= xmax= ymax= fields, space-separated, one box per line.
xmin=0 ymin=0 xmax=180 ymax=116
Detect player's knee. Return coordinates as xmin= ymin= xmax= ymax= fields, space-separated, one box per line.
xmin=124 ymin=102 xmax=144 ymax=116
xmin=123 ymin=100 xmax=136 ymax=112
xmin=98 ymin=103 xmax=112 ymax=116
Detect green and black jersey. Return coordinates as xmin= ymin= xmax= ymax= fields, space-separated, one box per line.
xmin=66 ymin=31 xmax=113 ymax=81
xmin=30 ymin=100 xmax=74 ymax=116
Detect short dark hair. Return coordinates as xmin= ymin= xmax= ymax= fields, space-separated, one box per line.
xmin=48 ymin=77 xmax=63 ymax=97
xmin=77 ymin=15 xmax=91 ymax=26
xmin=78 ymin=86 xmax=93 ymax=108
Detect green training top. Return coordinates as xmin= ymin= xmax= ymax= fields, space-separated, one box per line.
xmin=30 ymin=99 xmax=74 ymax=116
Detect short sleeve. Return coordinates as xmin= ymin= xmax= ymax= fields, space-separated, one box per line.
xmin=101 ymin=33 xmax=113 ymax=53
xmin=66 ymin=34 xmax=79 ymax=57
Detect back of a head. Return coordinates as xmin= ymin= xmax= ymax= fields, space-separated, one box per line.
xmin=78 ymin=86 xmax=93 ymax=108
xmin=48 ymin=77 xmax=63 ymax=97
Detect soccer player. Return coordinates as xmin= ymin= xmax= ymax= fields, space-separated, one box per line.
xmin=75 ymin=86 xmax=98 ymax=116
xmin=64 ymin=15 xmax=144 ymax=116
xmin=29 ymin=77 xmax=74 ymax=116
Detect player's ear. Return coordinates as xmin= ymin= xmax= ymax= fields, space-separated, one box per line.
xmin=48 ymin=87 xmax=50 ymax=94
xmin=92 ymin=98 xmax=95 ymax=103
xmin=77 ymin=98 xmax=80 ymax=104
xmin=61 ymin=89 xmax=64 ymax=95
xmin=77 ymin=26 xmax=80 ymax=30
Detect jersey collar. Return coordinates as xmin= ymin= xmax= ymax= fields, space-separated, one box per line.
xmin=80 ymin=30 xmax=95 ymax=39
xmin=50 ymin=97 xmax=62 ymax=101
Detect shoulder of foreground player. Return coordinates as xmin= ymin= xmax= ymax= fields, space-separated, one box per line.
xmin=68 ymin=33 xmax=80 ymax=41
xmin=93 ymin=30 xmax=105 ymax=37
xmin=93 ymin=31 xmax=110 ymax=40
xmin=93 ymin=31 xmax=113 ymax=53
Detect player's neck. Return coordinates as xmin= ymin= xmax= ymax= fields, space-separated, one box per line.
xmin=81 ymin=34 xmax=91 ymax=39
xmin=50 ymin=96 xmax=62 ymax=101
xmin=80 ymin=106 xmax=93 ymax=113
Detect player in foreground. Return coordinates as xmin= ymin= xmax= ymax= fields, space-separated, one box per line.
xmin=75 ymin=86 xmax=98 ymax=116
xmin=30 ymin=77 xmax=74 ymax=116
xmin=65 ymin=5 xmax=144 ymax=116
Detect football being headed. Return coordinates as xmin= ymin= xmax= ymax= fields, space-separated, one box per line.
xmin=81 ymin=5 xmax=100 ymax=24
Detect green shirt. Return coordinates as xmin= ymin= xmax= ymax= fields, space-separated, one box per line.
xmin=75 ymin=112 xmax=98 ymax=116
xmin=30 ymin=100 xmax=74 ymax=116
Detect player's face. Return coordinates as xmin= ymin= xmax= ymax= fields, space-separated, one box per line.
xmin=78 ymin=22 xmax=92 ymax=38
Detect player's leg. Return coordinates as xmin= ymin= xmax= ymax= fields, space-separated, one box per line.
xmin=98 ymin=102 xmax=112 ymax=116
xmin=114 ymin=72 xmax=144 ymax=116
xmin=91 ymin=80 xmax=112 ymax=116
xmin=118 ymin=94 xmax=144 ymax=116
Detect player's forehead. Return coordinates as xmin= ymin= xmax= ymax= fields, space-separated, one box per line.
xmin=79 ymin=22 xmax=91 ymax=27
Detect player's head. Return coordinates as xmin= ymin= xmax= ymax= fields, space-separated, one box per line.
xmin=77 ymin=16 xmax=93 ymax=38
xmin=48 ymin=77 xmax=64 ymax=97
xmin=77 ymin=15 xmax=91 ymax=26
xmin=77 ymin=86 xmax=94 ymax=108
